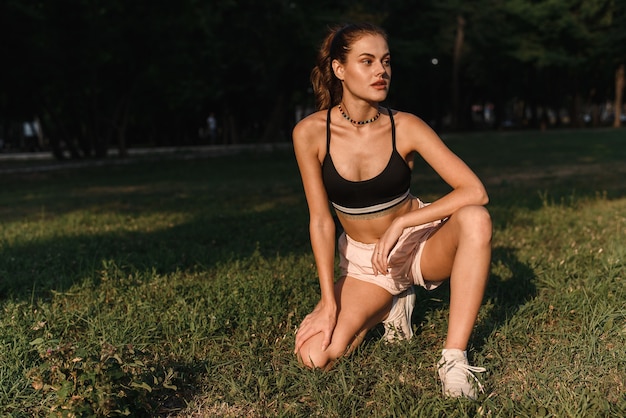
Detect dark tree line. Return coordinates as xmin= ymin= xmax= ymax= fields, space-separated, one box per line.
xmin=1 ymin=0 xmax=624 ymax=159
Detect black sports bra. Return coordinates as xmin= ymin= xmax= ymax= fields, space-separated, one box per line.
xmin=321 ymin=107 xmax=411 ymax=215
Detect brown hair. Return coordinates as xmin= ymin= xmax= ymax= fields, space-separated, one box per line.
xmin=310 ymin=23 xmax=388 ymax=110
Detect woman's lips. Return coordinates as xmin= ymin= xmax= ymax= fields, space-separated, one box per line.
xmin=372 ymin=81 xmax=387 ymax=89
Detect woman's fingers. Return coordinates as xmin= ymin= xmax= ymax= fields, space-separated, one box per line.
xmin=294 ymin=311 xmax=335 ymax=353
xmin=371 ymin=247 xmax=389 ymax=275
xmin=294 ymin=324 xmax=312 ymax=353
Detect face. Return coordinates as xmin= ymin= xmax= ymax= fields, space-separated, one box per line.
xmin=332 ymin=34 xmax=391 ymax=103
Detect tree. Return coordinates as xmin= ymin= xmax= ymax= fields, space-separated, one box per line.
xmin=495 ymin=0 xmax=618 ymax=127
xmin=2 ymin=0 xmax=623 ymax=159
xmin=600 ymin=0 xmax=626 ymax=127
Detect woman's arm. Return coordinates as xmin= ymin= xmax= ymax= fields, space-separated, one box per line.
xmin=402 ymin=113 xmax=487 ymax=222
xmin=292 ymin=116 xmax=338 ymax=353
xmin=372 ymin=113 xmax=488 ymax=274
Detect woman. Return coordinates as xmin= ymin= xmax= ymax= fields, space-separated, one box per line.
xmin=292 ymin=23 xmax=491 ymax=399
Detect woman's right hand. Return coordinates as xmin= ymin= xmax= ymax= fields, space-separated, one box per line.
xmin=294 ymin=300 xmax=337 ymax=354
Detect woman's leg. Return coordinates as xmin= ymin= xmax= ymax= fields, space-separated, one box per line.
xmin=420 ymin=205 xmax=491 ymax=398
xmin=420 ymin=205 xmax=492 ymax=350
xmin=297 ymin=276 xmax=393 ymax=369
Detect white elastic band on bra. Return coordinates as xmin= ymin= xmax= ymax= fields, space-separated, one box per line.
xmin=331 ymin=190 xmax=410 ymax=215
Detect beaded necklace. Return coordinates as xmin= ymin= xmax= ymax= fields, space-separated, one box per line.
xmin=338 ymin=103 xmax=381 ymax=126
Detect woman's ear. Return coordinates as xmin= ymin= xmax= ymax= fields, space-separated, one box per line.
xmin=332 ymin=59 xmax=344 ymax=81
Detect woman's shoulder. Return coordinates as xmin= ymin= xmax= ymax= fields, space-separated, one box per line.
xmin=388 ymin=108 xmax=441 ymax=151
xmin=292 ymin=109 xmax=328 ymax=143
xmin=388 ymin=108 xmax=428 ymax=127
xmin=389 ymin=108 xmax=437 ymax=136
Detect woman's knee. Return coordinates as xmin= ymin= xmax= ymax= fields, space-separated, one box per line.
xmin=297 ymin=343 xmax=344 ymax=369
xmin=455 ymin=205 xmax=492 ymax=243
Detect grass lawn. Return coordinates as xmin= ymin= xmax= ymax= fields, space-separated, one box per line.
xmin=1 ymin=128 xmax=625 ymax=417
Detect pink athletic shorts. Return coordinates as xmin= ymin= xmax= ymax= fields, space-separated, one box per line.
xmin=338 ymin=202 xmax=445 ymax=296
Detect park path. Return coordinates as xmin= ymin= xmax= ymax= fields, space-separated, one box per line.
xmin=481 ymin=161 xmax=626 ymax=186
xmin=0 ymin=143 xmax=292 ymax=175
xmin=2 ymin=142 xmax=624 ymax=189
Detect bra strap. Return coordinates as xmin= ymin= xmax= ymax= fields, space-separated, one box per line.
xmin=387 ymin=107 xmax=396 ymax=149
xmin=326 ymin=107 xmax=332 ymax=153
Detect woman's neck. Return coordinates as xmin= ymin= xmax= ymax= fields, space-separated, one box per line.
xmin=338 ymin=100 xmax=381 ymax=125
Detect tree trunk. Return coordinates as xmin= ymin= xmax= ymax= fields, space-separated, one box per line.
xmin=614 ymin=64 xmax=624 ymax=128
xmin=115 ymin=98 xmax=131 ymax=158
xmin=261 ymin=94 xmax=285 ymax=143
xmin=222 ymin=106 xmax=239 ymax=144
xmin=451 ymin=15 xmax=465 ymax=130
xmin=570 ymin=92 xmax=583 ymax=129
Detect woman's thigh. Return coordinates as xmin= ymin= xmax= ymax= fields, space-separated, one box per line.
xmin=419 ymin=220 xmax=457 ymax=282
xmin=299 ymin=276 xmax=393 ymax=367
xmin=334 ymin=276 xmax=394 ymax=343
xmin=420 ymin=205 xmax=491 ymax=282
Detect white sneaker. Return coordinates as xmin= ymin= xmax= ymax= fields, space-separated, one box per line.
xmin=382 ymin=286 xmax=416 ymax=342
xmin=437 ymin=349 xmax=486 ymax=400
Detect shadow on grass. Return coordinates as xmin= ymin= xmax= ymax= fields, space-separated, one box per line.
xmin=0 ymin=206 xmax=309 ymax=301
xmin=411 ymin=246 xmax=537 ymax=350
xmin=0 ymin=205 xmax=311 ymax=415
xmin=364 ymin=246 xmax=537 ymax=354
xmin=472 ymin=246 xmax=538 ymax=348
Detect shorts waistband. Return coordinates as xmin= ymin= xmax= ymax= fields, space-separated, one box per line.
xmin=343 ymin=224 xmax=424 ymax=250
xmin=343 ymin=232 xmax=376 ymax=249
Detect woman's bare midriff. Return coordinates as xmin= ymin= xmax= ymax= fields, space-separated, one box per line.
xmin=336 ymin=197 xmax=420 ymax=243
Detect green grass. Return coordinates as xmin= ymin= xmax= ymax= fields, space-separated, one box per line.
xmin=1 ymin=129 xmax=625 ymax=417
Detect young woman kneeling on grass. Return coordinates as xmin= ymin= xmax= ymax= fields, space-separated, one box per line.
xmin=292 ymin=23 xmax=491 ymax=400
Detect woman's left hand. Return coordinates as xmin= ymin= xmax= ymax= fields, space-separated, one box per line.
xmin=371 ymin=221 xmax=404 ymax=275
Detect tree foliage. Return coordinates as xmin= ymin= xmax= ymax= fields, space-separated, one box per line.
xmin=0 ymin=0 xmax=623 ymax=159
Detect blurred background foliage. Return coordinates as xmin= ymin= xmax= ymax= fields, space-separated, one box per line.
xmin=1 ymin=0 xmax=625 ymax=159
